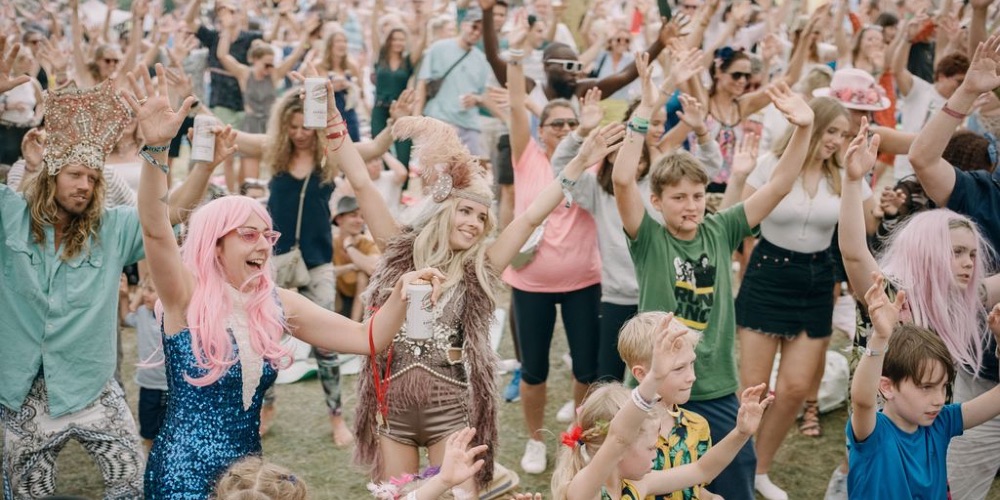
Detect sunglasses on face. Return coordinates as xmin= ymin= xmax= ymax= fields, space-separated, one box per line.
xmin=728 ymin=71 xmax=751 ymax=81
xmin=545 ymin=58 xmax=583 ymax=73
xmin=543 ymin=119 xmax=579 ymax=129
xmin=103 ymin=58 xmax=121 ymax=64
xmin=612 ymin=37 xmax=631 ymax=44
xmin=234 ymin=227 xmax=281 ymax=246
xmin=681 ymin=3 xmax=700 ymax=10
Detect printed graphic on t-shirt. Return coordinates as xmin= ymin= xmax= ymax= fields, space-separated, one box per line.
xmin=673 ymin=254 xmax=715 ymax=331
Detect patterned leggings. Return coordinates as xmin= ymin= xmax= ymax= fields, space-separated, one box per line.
xmin=1 ymin=377 xmax=144 ymax=499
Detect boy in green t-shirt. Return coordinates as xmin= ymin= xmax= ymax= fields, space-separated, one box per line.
xmin=612 ymin=53 xmax=816 ymax=500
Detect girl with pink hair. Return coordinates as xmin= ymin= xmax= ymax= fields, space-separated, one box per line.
xmin=125 ymin=65 xmax=443 ymax=498
xmin=840 ymin=119 xmax=996 ymax=377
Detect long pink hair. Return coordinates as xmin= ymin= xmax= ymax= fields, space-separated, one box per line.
xmin=179 ymin=196 xmax=290 ymax=386
xmin=877 ymin=209 xmax=993 ymax=372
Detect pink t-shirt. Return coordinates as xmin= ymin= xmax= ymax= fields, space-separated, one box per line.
xmin=502 ymin=140 xmax=602 ymax=292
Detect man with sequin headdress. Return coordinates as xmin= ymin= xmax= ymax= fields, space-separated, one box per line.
xmin=0 ymin=76 xmax=231 ymax=498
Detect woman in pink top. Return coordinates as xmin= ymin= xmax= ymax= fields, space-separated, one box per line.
xmin=506 ymin=19 xmax=603 ymax=475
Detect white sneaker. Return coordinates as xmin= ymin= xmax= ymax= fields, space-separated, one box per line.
xmin=824 ymin=466 xmax=848 ymax=500
xmin=556 ymin=400 xmax=575 ymax=423
xmin=755 ymin=473 xmax=789 ymax=500
xmin=498 ymin=358 xmax=521 ymax=375
xmin=520 ymin=439 xmax=547 ymax=474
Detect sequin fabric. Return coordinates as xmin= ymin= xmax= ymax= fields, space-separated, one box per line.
xmin=43 ymin=79 xmax=132 ymax=174
xmin=144 ymin=327 xmax=277 ymax=499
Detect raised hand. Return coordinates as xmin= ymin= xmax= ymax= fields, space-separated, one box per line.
xmin=864 ymin=272 xmax=906 ymax=338
xmin=647 ymin=313 xmax=689 ymax=383
xmin=735 ymin=383 xmax=774 ymax=434
xmin=389 ymin=88 xmax=416 ymax=120
xmin=508 ymin=11 xmax=530 ymax=50
xmin=963 ymin=35 xmax=1000 ymax=95
xmin=578 ymin=87 xmax=604 ymax=135
xmin=0 ymin=40 xmax=31 ymax=94
xmin=635 ymin=51 xmax=657 ymax=108
xmin=576 ymin=122 xmax=626 ymax=167
xmin=20 ymin=128 xmax=45 ymax=170
xmin=844 ymin=117 xmax=880 ymax=181
xmin=988 ymin=304 xmax=1000 ymax=341
xmin=676 ymin=93 xmax=708 ymax=136
xmin=671 ymin=48 xmax=705 ymax=85
xmin=123 ymin=64 xmax=197 ymax=146
xmin=878 ymin=186 xmax=906 ymax=217
xmin=436 ymin=428 xmax=489 ymax=488
xmin=766 ymin=81 xmax=813 ymax=127
xmin=206 ymin=125 xmax=239 ymax=168
xmin=731 ymin=132 xmax=759 ymax=179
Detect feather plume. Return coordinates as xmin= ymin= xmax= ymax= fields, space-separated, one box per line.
xmin=391 ymin=116 xmax=485 ymax=192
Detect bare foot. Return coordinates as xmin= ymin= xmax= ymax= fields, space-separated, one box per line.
xmin=260 ymin=402 xmax=277 ymax=437
xmin=330 ymin=414 xmax=354 ymax=447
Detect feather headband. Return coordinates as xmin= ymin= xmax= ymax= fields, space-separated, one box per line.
xmin=391 ymin=116 xmax=493 ymax=208
xmin=43 ymin=79 xmax=133 ymax=175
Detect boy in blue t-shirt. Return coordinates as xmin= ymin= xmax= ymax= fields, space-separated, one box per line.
xmin=848 ymin=274 xmax=1000 ymax=499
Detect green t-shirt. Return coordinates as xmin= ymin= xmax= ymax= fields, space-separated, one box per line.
xmin=627 ymin=204 xmax=753 ymax=401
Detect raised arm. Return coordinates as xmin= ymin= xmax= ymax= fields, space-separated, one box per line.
xmin=408 ymin=8 xmax=429 ymax=67
xmin=840 ymin=120 xmax=882 ymax=302
xmin=216 ymin=13 xmax=250 ymax=85
xmin=739 ymin=23 xmax=813 ymax=117
xmin=642 ymin=385 xmax=772 ymax=496
xmin=119 ymin=0 xmax=147 ymax=80
xmin=911 ymin=36 xmax=1000 ymax=207
xmin=613 ymin=53 xmax=658 ymax=239
xmin=566 ymin=318 xmax=688 ymax=500
xmin=70 ymin=0 xmax=95 ymax=88
xmin=590 ymin=22 xmax=668 ymax=99
xmin=851 ymin=275 xmax=905 ymax=441
xmin=507 ymin=16 xmax=533 ymax=166
xmin=0 ymin=40 xmax=31 ymax=94
xmin=893 ymin=16 xmax=925 ymax=97
xmin=123 ymin=65 xmax=203 ymax=326
xmin=968 ymin=0 xmax=991 ymax=56
xmin=184 ymin=0 xmax=203 ymax=32
xmin=488 ymin=123 xmax=624 ymax=269
xmin=356 ymin=89 xmax=416 ymax=162
xmin=728 ymin=131 xmax=760 ymax=211
xmin=743 ymin=83 xmax=813 ymax=228
xmin=323 ymin=81 xmax=401 ymax=248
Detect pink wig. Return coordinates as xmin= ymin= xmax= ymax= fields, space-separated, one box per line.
xmin=877 ymin=209 xmax=993 ymax=372
xmin=179 ymin=195 xmax=290 ymax=386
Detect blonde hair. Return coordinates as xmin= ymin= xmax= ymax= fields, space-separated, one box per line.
xmin=617 ymin=311 xmax=703 ymax=370
xmin=214 ymin=457 xmax=307 ymax=500
xmin=24 ymin=169 xmax=106 ymax=260
xmin=550 ymin=385 xmax=659 ymax=500
xmin=771 ymin=96 xmax=848 ymax=196
xmin=262 ymin=92 xmax=325 ymax=176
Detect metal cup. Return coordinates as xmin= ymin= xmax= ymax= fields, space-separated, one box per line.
xmin=405 ymin=282 xmax=434 ymax=340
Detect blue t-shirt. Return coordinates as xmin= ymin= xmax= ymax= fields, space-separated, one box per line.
xmin=846 ymin=403 xmax=964 ymax=499
xmin=418 ymin=39 xmax=490 ymax=130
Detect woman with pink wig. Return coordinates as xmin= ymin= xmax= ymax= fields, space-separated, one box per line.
xmin=124 ymin=65 xmax=443 ymax=498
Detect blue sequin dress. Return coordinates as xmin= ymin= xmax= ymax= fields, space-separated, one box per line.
xmin=144 ymin=327 xmax=277 ymax=499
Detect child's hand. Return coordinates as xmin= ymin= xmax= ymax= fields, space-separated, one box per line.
xmin=647 ymin=313 xmax=689 ymax=383
xmin=844 ymin=117 xmax=880 ymax=182
xmin=436 ymin=427 xmax=489 ymax=488
xmin=735 ymin=383 xmax=774 ymax=435
xmin=635 ymin=51 xmax=657 ymax=108
xmin=576 ymin=122 xmax=626 ymax=168
xmin=864 ymin=273 xmax=906 ymax=340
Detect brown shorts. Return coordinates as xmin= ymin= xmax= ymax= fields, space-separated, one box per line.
xmin=378 ymin=380 xmax=469 ymax=448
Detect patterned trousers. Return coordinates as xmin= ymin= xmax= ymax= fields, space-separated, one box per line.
xmin=301 ymin=263 xmax=345 ymax=415
xmin=1 ymin=376 xmax=144 ymax=499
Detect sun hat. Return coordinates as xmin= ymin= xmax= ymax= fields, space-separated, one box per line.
xmin=813 ymin=68 xmax=890 ymax=111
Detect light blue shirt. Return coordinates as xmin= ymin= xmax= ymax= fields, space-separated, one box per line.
xmin=418 ymin=38 xmax=490 ymax=131
xmin=0 ymin=184 xmax=145 ymax=417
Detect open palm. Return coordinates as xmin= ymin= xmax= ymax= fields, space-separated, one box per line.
xmin=964 ymin=35 xmax=1000 ymax=95
xmin=767 ymin=82 xmax=813 ymax=127
xmin=578 ymin=87 xmax=604 ymax=132
xmin=123 ymin=64 xmax=196 ymax=146
xmin=844 ymin=119 xmax=880 ymax=181
xmin=0 ymin=40 xmax=31 ymax=94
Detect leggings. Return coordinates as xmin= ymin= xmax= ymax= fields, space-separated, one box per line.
xmin=598 ymin=302 xmax=637 ymax=382
xmin=512 ymin=283 xmax=601 ymax=386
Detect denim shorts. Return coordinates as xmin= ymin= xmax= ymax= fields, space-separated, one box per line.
xmin=735 ymin=238 xmax=835 ymax=339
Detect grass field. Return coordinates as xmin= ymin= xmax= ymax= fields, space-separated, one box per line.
xmin=17 ymin=304 xmax=1000 ymax=499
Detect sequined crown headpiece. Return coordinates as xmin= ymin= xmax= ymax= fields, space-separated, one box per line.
xmin=391 ymin=117 xmax=493 ymax=207
xmin=43 ymin=79 xmax=133 ymax=175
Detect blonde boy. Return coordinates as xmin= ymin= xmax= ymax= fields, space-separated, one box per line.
xmin=619 ymin=311 xmax=718 ymax=500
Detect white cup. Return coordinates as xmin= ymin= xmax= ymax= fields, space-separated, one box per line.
xmin=405 ymin=283 xmax=434 ymax=340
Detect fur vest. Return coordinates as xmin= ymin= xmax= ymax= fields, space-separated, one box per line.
xmin=353 ymin=230 xmax=500 ymax=488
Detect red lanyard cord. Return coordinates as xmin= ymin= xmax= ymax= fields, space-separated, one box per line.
xmin=368 ymin=308 xmax=393 ymax=424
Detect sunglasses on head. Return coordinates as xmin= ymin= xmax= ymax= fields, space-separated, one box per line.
xmin=234 ymin=227 xmax=281 ymax=246
xmin=543 ymin=118 xmax=579 ymax=129
xmin=728 ymin=71 xmax=751 ymax=81
xmin=545 ymin=58 xmax=583 ymax=73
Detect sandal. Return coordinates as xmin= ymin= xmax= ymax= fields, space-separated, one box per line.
xmin=799 ymin=400 xmax=822 ymax=437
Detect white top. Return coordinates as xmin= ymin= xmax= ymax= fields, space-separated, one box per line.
xmin=894 ymin=76 xmax=945 ymax=180
xmin=111 ymin=161 xmax=143 ymax=193
xmin=748 ymin=153 xmax=872 ymax=253
xmin=0 ymin=81 xmax=37 ymax=124
xmin=373 ymin=174 xmax=403 ymax=218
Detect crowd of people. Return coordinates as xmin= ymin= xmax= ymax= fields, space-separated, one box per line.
xmin=3 ymin=0 xmax=1000 ymax=498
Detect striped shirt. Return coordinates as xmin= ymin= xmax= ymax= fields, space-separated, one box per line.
xmin=7 ymin=160 xmax=137 ymax=208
